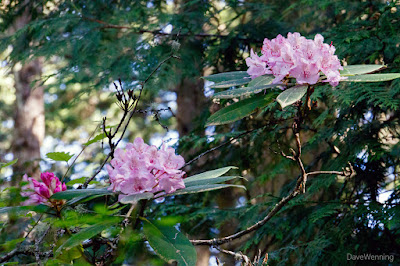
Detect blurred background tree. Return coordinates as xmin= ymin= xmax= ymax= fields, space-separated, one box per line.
xmin=1 ymin=0 xmax=399 ymax=265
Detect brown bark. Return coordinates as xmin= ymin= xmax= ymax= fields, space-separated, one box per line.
xmin=176 ymin=76 xmax=209 ymax=266
xmin=10 ymin=7 xmax=44 ymax=184
xmin=176 ymin=77 xmax=205 ymax=136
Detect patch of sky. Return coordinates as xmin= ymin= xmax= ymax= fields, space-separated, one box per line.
xmin=150 ymin=130 xmax=179 ymax=147
xmin=236 ymin=196 xmax=246 ymax=208
xmin=2 ymin=153 xmax=14 ymax=181
xmin=44 ymin=93 xmax=58 ymax=104
xmin=2 ymin=120 xmax=14 ymax=129
xmin=161 ymin=24 xmax=173 ymax=34
xmin=377 ymin=166 xmax=395 ymax=204
xmin=204 ymin=80 xmax=214 ymax=97
xmin=205 ymin=126 xmax=216 ymax=143
xmin=363 ymin=110 xmax=373 ymax=123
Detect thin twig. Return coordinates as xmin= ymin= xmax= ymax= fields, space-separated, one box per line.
xmin=191 ymin=185 xmax=301 ymax=246
xmin=181 ymin=124 xmax=278 ymax=169
xmin=82 ymin=16 xmax=255 ymax=41
xmin=307 ymin=170 xmax=344 ymax=176
xmin=61 ymin=123 xmax=100 ymax=182
xmin=82 ymin=52 xmax=178 ymax=188
xmin=215 ymin=246 xmax=252 ymax=265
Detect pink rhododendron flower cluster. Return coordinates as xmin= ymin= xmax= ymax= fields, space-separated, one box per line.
xmin=246 ymin=32 xmax=343 ymax=86
xmin=106 ymin=137 xmax=186 ymax=201
xmin=21 ymin=172 xmax=67 ymax=206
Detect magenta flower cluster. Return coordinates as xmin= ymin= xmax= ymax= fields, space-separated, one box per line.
xmin=246 ymin=32 xmax=343 ymax=86
xmin=21 ymin=172 xmax=67 ymax=206
xmin=106 ymin=137 xmax=186 ymax=201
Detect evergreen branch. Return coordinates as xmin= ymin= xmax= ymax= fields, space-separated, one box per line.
xmin=181 ymin=126 xmax=266 ymax=169
xmin=190 ymin=100 xmax=353 ymax=246
xmin=82 ymin=16 xmax=253 ymax=41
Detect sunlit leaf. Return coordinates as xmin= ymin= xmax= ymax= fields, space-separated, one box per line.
xmin=119 ymin=192 xmax=154 ymax=204
xmin=209 ymin=78 xmax=252 ymax=89
xmin=184 ymin=166 xmax=237 ymax=183
xmin=0 ymin=158 xmax=18 ymax=169
xmin=46 ymin=152 xmax=74 ymax=162
xmin=184 ymin=176 xmax=243 ymax=187
xmin=248 ymin=75 xmax=274 ymax=87
xmin=276 ymin=85 xmax=308 ymax=109
xmin=83 ymin=133 xmax=106 ymax=146
xmin=340 ymin=73 xmax=400 ymax=82
xmin=340 ymin=65 xmax=386 ymax=76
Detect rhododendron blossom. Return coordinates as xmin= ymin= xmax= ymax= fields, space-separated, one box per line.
xmin=246 ymin=32 xmax=343 ymax=86
xmin=20 ymin=172 xmax=67 ymax=206
xmin=106 ymin=137 xmax=186 ymax=201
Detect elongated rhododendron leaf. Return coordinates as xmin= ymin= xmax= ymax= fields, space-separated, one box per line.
xmin=276 ymin=85 xmax=308 ymax=109
xmin=340 ymin=65 xmax=386 ymax=76
xmin=143 ymin=219 xmax=197 ymax=266
xmin=340 ymin=73 xmax=400 ymax=82
xmin=212 ymin=84 xmax=281 ymax=99
xmin=247 ymin=75 xmax=274 ymax=87
xmin=184 ymin=166 xmax=237 ymax=183
xmin=119 ymin=192 xmax=154 ymax=204
xmin=51 ymin=189 xmax=113 ymax=200
xmin=209 ymin=78 xmax=252 ymax=89
xmin=202 ymin=71 xmax=250 ymax=83
xmin=184 ymin=176 xmax=242 ymax=187
xmin=206 ymin=93 xmax=276 ymax=126
xmin=163 ymin=184 xmax=246 ymax=197
xmin=54 ymin=222 xmax=116 ymax=257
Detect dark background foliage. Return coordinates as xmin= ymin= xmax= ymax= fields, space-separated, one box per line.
xmin=1 ymin=0 xmax=399 ymax=265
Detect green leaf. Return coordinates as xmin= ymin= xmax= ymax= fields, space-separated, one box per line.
xmin=276 ymin=85 xmax=308 ymax=109
xmin=51 ymin=189 xmax=114 ymax=200
xmin=83 ymin=133 xmax=106 ymax=146
xmin=340 ymin=65 xmax=386 ymax=76
xmin=54 ymin=223 xmax=114 ymax=257
xmin=46 ymin=152 xmax=74 ymax=162
xmin=209 ymin=78 xmax=252 ymax=89
xmin=0 ymin=205 xmax=50 ymax=215
xmin=119 ymin=192 xmax=154 ymax=204
xmin=206 ymin=94 xmax=276 ymax=126
xmin=184 ymin=176 xmax=242 ymax=187
xmin=202 ymin=71 xmax=249 ymax=83
xmin=142 ymin=219 xmax=197 ymax=265
xmin=212 ymin=84 xmax=281 ymax=99
xmin=65 ymin=194 xmax=108 ymax=206
xmin=0 ymin=238 xmax=25 ymax=252
xmin=0 ymin=158 xmax=18 ymax=169
xmin=247 ymin=75 xmax=274 ymax=87
xmin=163 ymin=184 xmax=246 ymax=197
xmin=184 ymin=166 xmax=237 ymax=183
xmin=340 ymin=73 xmax=400 ymax=82
xmin=66 ymin=177 xmax=100 ymax=186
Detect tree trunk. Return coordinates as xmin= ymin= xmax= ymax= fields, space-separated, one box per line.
xmin=9 ymin=7 xmax=44 ymax=184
